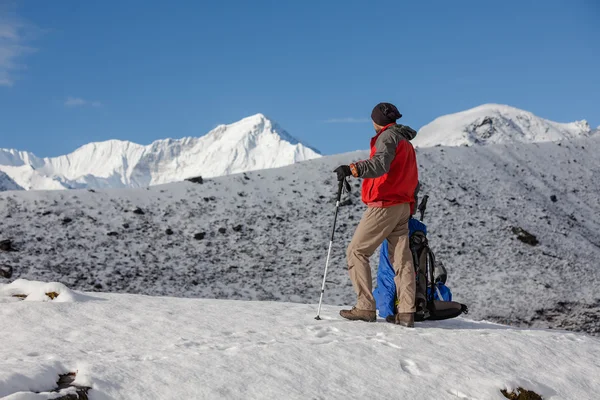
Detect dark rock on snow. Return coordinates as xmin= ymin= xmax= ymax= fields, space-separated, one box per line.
xmin=0 ymin=264 xmax=13 ymax=279
xmin=185 ymin=176 xmax=204 ymax=184
xmin=511 ymin=227 xmax=539 ymax=246
xmin=0 ymin=239 xmax=17 ymax=252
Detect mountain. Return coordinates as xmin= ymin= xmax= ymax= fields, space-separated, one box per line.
xmin=413 ymin=104 xmax=593 ymax=148
xmin=0 ymin=114 xmax=320 ymax=190
xmin=2 ymin=280 xmax=598 ymax=399
xmin=0 ymin=171 xmax=23 ymax=191
xmin=1 ymin=135 xmax=599 ymax=335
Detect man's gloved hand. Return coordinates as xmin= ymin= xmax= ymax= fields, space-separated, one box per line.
xmin=333 ymin=165 xmax=352 ymax=181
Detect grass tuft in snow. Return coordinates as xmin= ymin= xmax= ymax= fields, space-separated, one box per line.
xmin=501 ymin=387 xmax=543 ymax=400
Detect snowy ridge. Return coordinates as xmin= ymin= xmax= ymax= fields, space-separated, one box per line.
xmin=1 ymin=286 xmax=599 ymax=399
xmin=1 ymin=136 xmax=599 ymax=335
xmin=413 ymin=104 xmax=592 ymax=148
xmin=0 ymin=114 xmax=321 ymax=190
xmin=0 ymin=171 xmax=23 ymax=191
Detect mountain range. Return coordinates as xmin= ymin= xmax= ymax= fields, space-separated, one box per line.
xmin=0 ymin=114 xmax=320 ymax=191
xmin=0 ymin=104 xmax=596 ymax=191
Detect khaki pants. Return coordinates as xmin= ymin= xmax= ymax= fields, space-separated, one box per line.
xmin=346 ymin=203 xmax=416 ymax=313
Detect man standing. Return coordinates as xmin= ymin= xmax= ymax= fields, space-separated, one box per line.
xmin=334 ymin=102 xmax=419 ymax=327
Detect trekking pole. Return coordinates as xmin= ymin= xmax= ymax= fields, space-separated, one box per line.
xmin=315 ymin=178 xmax=347 ymax=320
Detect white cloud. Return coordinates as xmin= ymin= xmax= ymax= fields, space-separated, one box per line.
xmin=0 ymin=12 xmax=35 ymax=87
xmin=65 ymin=97 xmax=103 ymax=108
xmin=324 ymin=117 xmax=370 ymax=124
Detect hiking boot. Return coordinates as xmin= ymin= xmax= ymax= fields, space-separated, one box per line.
xmin=339 ymin=307 xmax=376 ymax=322
xmin=394 ymin=313 xmax=414 ymax=328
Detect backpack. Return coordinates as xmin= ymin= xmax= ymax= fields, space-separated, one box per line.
xmin=373 ymin=196 xmax=468 ymax=321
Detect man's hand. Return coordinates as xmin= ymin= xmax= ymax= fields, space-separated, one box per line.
xmin=333 ymin=165 xmax=352 ymax=181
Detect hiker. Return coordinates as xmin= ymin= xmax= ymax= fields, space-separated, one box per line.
xmin=333 ymin=102 xmax=419 ymax=327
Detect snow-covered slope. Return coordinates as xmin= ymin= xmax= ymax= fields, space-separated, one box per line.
xmin=0 ymin=171 xmax=23 ymax=191
xmin=0 ymin=114 xmax=320 ymax=190
xmin=1 ymin=136 xmax=599 ymax=335
xmin=413 ymin=104 xmax=592 ymax=147
xmin=1 ymin=281 xmax=599 ymax=400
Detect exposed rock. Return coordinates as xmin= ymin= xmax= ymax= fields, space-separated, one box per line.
xmin=218 ymin=227 xmax=227 ymax=234
xmin=339 ymin=199 xmax=353 ymax=207
xmin=532 ymin=300 xmax=600 ymax=335
xmin=133 ymin=207 xmax=145 ymax=215
xmin=511 ymin=227 xmax=539 ymax=246
xmin=501 ymin=387 xmax=542 ymax=400
xmin=185 ymin=175 xmax=204 ymax=184
xmin=62 ymin=217 xmax=73 ymax=225
xmin=232 ymin=225 xmax=243 ymax=232
xmin=52 ymin=372 xmax=91 ymax=400
xmin=194 ymin=232 xmax=206 ymax=240
xmin=0 ymin=264 xmax=13 ymax=278
xmin=0 ymin=239 xmax=16 ymax=252
xmin=165 ymin=228 xmax=174 ymax=235
xmin=550 ymin=194 xmax=557 ymax=202
xmin=107 ymin=231 xmax=119 ymax=237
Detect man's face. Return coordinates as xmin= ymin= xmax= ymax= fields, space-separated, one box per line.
xmin=372 ymin=121 xmax=383 ymax=134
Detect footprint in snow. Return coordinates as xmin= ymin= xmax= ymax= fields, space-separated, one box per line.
xmin=368 ymin=337 xmax=403 ymax=349
xmin=400 ymin=359 xmax=420 ymax=375
xmin=307 ymin=325 xmax=339 ymax=337
xmin=445 ymin=389 xmax=480 ymax=400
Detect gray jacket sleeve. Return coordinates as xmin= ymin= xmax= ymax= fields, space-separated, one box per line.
xmin=355 ymin=129 xmax=401 ymax=178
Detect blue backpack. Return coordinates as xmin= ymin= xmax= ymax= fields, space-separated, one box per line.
xmin=373 ymin=215 xmax=467 ymax=321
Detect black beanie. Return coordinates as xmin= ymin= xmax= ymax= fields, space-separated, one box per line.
xmin=371 ymin=102 xmax=402 ymax=126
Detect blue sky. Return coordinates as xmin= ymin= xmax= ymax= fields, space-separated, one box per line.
xmin=0 ymin=0 xmax=598 ymax=156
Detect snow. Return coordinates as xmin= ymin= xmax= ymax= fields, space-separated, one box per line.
xmin=0 ymin=114 xmax=320 ymax=190
xmin=0 ymin=279 xmax=85 ymax=302
xmin=413 ymin=104 xmax=593 ymax=148
xmin=1 ymin=136 xmax=599 ymax=335
xmin=0 ymin=284 xmax=599 ymax=399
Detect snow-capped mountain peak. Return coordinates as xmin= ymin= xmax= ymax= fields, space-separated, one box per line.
xmin=413 ymin=103 xmax=592 ymax=148
xmin=0 ymin=114 xmax=321 ymax=190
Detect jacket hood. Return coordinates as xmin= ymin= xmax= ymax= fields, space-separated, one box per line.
xmin=390 ymin=124 xmax=417 ymax=141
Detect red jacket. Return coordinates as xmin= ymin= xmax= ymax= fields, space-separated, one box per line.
xmin=350 ymin=124 xmax=419 ymax=209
